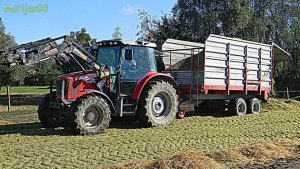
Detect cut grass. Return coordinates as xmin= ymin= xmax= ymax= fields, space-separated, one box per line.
xmin=0 ymin=86 xmax=50 ymax=95
xmin=0 ymin=98 xmax=299 ymax=169
xmin=104 ymin=138 xmax=300 ymax=169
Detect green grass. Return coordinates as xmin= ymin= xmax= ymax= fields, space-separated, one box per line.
xmin=0 ymin=86 xmax=50 ymax=95
xmin=0 ymin=99 xmax=299 ymax=168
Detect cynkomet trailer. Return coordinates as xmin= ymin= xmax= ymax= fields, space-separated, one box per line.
xmin=162 ymin=34 xmax=289 ymax=115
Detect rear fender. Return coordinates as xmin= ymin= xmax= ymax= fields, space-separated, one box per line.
xmin=131 ymin=72 xmax=178 ymax=100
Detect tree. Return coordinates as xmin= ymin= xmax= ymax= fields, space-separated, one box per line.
xmin=25 ymin=60 xmax=62 ymax=86
xmin=0 ymin=17 xmax=24 ymax=85
xmin=136 ymin=9 xmax=158 ymax=42
xmin=69 ymin=28 xmax=96 ymax=48
xmin=112 ymin=26 xmax=123 ymax=39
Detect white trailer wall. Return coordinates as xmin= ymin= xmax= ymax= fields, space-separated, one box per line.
xmin=204 ymin=34 xmax=272 ymax=89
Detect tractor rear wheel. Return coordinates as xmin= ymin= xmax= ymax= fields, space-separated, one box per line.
xmin=68 ymin=95 xmax=111 ymax=135
xmin=37 ymin=92 xmax=67 ymax=128
xmin=229 ymin=98 xmax=247 ymax=116
xmin=247 ymin=97 xmax=261 ymax=115
xmin=138 ymin=81 xmax=178 ymax=127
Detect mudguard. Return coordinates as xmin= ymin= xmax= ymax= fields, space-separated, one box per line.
xmin=84 ymin=89 xmax=116 ymax=115
xmin=131 ymin=72 xmax=178 ymax=100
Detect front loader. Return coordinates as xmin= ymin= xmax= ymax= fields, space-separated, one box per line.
xmin=0 ymin=36 xmax=179 ymax=135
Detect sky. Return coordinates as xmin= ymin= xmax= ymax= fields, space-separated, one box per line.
xmin=0 ymin=0 xmax=177 ymax=44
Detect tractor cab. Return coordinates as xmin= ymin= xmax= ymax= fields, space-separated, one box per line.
xmin=93 ymin=39 xmax=160 ymax=97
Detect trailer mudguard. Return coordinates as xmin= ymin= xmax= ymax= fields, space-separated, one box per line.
xmin=131 ymin=71 xmax=178 ymax=100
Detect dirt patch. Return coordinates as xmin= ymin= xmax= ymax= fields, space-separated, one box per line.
xmin=0 ymin=120 xmax=12 ymax=125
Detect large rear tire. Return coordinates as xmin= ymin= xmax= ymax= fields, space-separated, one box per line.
xmin=247 ymin=97 xmax=261 ymax=115
xmin=68 ymin=95 xmax=111 ymax=135
xmin=37 ymin=92 xmax=67 ymax=128
xmin=138 ymin=81 xmax=178 ymax=127
xmin=229 ymin=98 xmax=247 ymax=116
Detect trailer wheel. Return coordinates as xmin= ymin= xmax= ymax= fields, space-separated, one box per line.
xmin=247 ymin=98 xmax=261 ymax=115
xmin=37 ymin=93 xmax=67 ymax=128
xmin=69 ymin=95 xmax=111 ymax=135
xmin=138 ymin=81 xmax=178 ymax=127
xmin=229 ymin=98 xmax=247 ymax=116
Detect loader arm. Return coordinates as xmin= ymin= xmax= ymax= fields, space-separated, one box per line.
xmin=0 ymin=35 xmax=103 ymax=73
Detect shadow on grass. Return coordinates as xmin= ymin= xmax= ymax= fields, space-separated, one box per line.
xmin=184 ymin=110 xmax=233 ymax=118
xmin=0 ymin=122 xmax=73 ymax=136
xmin=0 ymin=117 xmax=141 ymax=136
xmin=0 ymin=110 xmax=232 ymax=136
xmin=109 ymin=116 xmax=141 ymax=129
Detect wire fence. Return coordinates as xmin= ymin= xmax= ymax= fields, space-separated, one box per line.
xmin=0 ymin=95 xmax=44 ymax=105
xmin=275 ymin=90 xmax=300 ymax=99
xmin=0 ymin=86 xmax=45 ymax=111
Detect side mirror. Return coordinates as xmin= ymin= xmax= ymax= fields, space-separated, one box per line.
xmin=125 ymin=49 xmax=133 ymax=60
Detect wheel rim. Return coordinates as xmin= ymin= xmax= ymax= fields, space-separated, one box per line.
xmin=253 ymin=102 xmax=260 ymax=112
xmin=152 ymin=92 xmax=171 ymax=119
xmin=238 ymin=103 xmax=246 ymax=114
xmin=83 ymin=105 xmax=103 ymax=127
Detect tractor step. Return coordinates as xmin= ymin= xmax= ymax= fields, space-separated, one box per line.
xmin=116 ymin=97 xmax=135 ymax=117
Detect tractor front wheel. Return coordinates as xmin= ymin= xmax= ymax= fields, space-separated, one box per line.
xmin=37 ymin=92 xmax=67 ymax=128
xmin=68 ymin=95 xmax=111 ymax=135
xmin=138 ymin=81 xmax=178 ymax=127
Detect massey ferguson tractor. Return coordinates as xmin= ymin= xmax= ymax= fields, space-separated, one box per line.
xmin=0 ymin=34 xmax=289 ymax=135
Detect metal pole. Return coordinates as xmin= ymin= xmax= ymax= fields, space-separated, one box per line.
xmin=287 ymin=87 xmax=289 ymax=99
xmin=7 ymin=85 xmax=10 ymax=111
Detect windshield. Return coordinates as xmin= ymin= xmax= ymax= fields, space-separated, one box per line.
xmin=96 ymin=47 xmax=120 ymax=67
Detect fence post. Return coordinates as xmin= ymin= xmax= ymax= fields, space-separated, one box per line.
xmin=7 ymin=85 xmax=10 ymax=111
xmin=286 ymin=87 xmax=289 ymax=99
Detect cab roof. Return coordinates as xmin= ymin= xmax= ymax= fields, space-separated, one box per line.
xmin=97 ymin=39 xmax=157 ymax=48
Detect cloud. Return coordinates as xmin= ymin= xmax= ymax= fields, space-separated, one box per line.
xmin=121 ymin=5 xmax=140 ymax=16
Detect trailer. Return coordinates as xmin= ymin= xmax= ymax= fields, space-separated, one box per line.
xmin=162 ymin=34 xmax=290 ymax=115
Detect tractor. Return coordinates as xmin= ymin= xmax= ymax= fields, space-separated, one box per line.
xmin=0 ymin=36 xmax=179 ymax=135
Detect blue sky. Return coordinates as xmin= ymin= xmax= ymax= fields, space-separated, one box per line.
xmin=0 ymin=0 xmax=176 ymax=44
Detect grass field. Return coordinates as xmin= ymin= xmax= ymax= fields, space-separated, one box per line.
xmin=0 ymin=99 xmax=300 ymax=168
xmin=0 ymin=86 xmax=49 ymax=95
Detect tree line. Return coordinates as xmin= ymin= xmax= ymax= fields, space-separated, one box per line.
xmin=0 ymin=0 xmax=299 ymax=92
xmin=136 ymin=0 xmax=300 ymax=91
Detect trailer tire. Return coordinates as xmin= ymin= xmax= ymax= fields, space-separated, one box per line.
xmin=229 ymin=98 xmax=247 ymax=116
xmin=247 ymin=97 xmax=261 ymax=115
xmin=37 ymin=93 xmax=67 ymax=128
xmin=138 ymin=81 xmax=178 ymax=127
xmin=68 ymin=95 xmax=111 ymax=135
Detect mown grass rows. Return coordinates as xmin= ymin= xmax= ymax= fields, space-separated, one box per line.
xmin=0 ymin=99 xmax=299 ymax=168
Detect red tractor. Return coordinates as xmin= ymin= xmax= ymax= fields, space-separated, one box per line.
xmin=1 ymin=36 xmax=179 ymax=135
